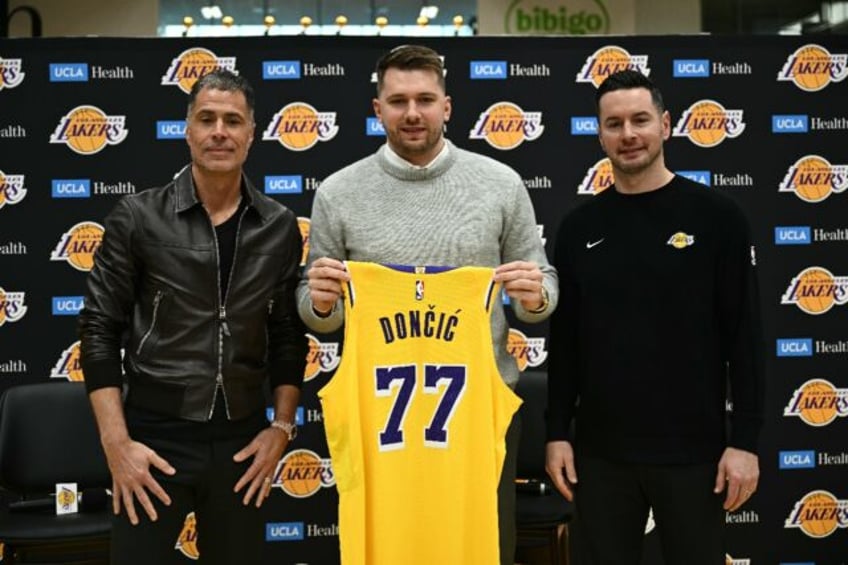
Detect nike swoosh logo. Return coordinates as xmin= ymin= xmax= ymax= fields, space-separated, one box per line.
xmin=586 ymin=239 xmax=605 ymax=249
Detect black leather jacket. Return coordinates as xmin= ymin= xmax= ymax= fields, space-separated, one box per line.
xmin=79 ymin=166 xmax=307 ymax=422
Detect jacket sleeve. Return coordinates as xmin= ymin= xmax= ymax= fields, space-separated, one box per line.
xmin=545 ymin=217 xmax=579 ymax=442
xmin=78 ymin=197 xmax=138 ymax=393
xmin=268 ymin=212 xmax=308 ymax=389
xmin=501 ymin=178 xmax=559 ymax=322
xmin=717 ymin=201 xmax=765 ymax=454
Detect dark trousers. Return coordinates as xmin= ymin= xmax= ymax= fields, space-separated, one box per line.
xmin=570 ymin=454 xmax=725 ymax=565
xmin=498 ymin=412 xmax=521 ymax=565
xmin=110 ymin=432 xmax=264 ymax=565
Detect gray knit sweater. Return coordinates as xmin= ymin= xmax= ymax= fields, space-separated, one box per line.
xmin=296 ymin=140 xmax=558 ymax=387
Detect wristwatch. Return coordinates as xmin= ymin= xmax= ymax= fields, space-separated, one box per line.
xmin=270 ymin=419 xmax=298 ymax=441
xmin=528 ymin=286 xmax=550 ymax=313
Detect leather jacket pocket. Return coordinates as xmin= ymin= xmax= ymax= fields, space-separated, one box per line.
xmin=136 ymin=289 xmax=170 ymax=360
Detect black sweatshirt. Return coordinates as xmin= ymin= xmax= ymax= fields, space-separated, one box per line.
xmin=546 ymin=175 xmax=765 ymax=464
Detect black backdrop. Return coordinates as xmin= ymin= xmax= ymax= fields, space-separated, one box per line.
xmin=0 ymin=35 xmax=846 ymax=564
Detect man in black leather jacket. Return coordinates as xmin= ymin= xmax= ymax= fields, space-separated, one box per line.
xmin=78 ymin=70 xmax=307 ymax=565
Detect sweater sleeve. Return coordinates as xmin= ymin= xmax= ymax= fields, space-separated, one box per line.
xmin=501 ymin=177 xmax=559 ymax=322
xmin=545 ymin=215 xmax=579 ymax=442
xmin=296 ymin=187 xmax=346 ymax=333
xmin=717 ymin=201 xmax=766 ymax=454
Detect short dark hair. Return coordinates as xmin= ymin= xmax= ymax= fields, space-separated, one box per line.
xmin=187 ymin=69 xmax=255 ymax=118
xmin=595 ymin=70 xmax=665 ymax=114
xmin=375 ymin=44 xmax=445 ymax=95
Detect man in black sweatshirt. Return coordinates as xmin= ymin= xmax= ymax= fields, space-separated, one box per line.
xmin=545 ymin=70 xmax=765 ymax=564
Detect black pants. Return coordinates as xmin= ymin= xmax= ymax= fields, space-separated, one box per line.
xmin=570 ymin=454 xmax=725 ymax=565
xmin=111 ymin=413 xmax=265 ymax=565
xmin=498 ymin=412 xmax=521 ymax=565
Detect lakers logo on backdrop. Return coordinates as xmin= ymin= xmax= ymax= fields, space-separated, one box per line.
xmin=506 ymin=329 xmax=548 ymax=371
xmin=304 ymin=333 xmax=341 ymax=382
xmin=49 ymin=106 xmax=128 ymax=155
xmin=778 ymin=44 xmax=848 ymax=92
xmin=262 ymin=102 xmax=339 ymax=151
xmin=0 ymin=288 xmax=27 ymax=327
xmin=667 ymin=232 xmax=695 ymax=249
xmin=672 ymin=100 xmax=745 ymax=147
xmin=469 ymin=102 xmax=544 ymax=150
xmin=274 ymin=449 xmax=335 ymax=498
xmin=779 ymin=155 xmax=848 ymax=203
xmin=297 ymin=216 xmax=311 ymax=266
xmin=0 ymin=170 xmax=26 ymax=209
xmin=0 ymin=56 xmax=24 ymax=90
xmin=50 ymin=221 xmax=104 ymax=271
xmin=161 ymin=47 xmax=237 ymax=94
xmin=784 ymin=379 xmax=848 ymax=427
xmin=576 ymin=46 xmax=650 ymax=88
xmin=174 ymin=512 xmax=199 ymax=560
xmin=50 ymin=341 xmax=85 ymax=381
xmin=578 ymin=158 xmax=613 ymax=195
xmin=781 ymin=266 xmax=848 ymax=314
xmin=785 ymin=490 xmax=848 ymax=538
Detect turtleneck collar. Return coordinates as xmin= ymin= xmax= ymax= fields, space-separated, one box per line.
xmin=377 ymin=139 xmax=458 ymax=181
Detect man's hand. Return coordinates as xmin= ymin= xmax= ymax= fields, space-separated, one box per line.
xmin=306 ymin=257 xmax=349 ymax=315
xmin=545 ymin=440 xmax=578 ymax=501
xmin=233 ymin=427 xmax=290 ymax=507
xmin=494 ymin=261 xmax=546 ymax=311
xmin=103 ymin=438 xmax=175 ymax=525
xmin=714 ymin=447 xmax=759 ymax=511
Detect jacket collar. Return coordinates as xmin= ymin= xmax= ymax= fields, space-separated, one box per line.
xmin=173 ymin=164 xmax=275 ymax=221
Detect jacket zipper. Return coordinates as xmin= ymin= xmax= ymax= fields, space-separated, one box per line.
xmin=207 ymin=203 xmax=249 ymax=420
xmin=136 ymin=290 xmax=163 ymax=356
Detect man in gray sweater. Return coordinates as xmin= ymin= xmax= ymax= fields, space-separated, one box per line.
xmin=297 ymin=44 xmax=557 ymax=564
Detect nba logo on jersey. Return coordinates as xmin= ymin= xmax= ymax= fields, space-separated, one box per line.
xmin=415 ymin=279 xmax=424 ymax=301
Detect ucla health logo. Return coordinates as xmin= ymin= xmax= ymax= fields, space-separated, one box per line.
xmin=52 ymin=179 xmax=91 ymax=198
xmin=263 ymin=60 xmax=301 ymax=80
xmin=779 ymin=155 xmax=847 ymax=203
xmin=50 ymin=341 xmax=85 ymax=381
xmin=775 ymin=226 xmax=811 ymax=245
xmin=0 ymin=287 xmax=27 ymax=327
xmin=577 ymin=46 xmax=650 ymax=88
xmin=266 ymin=522 xmax=304 ymax=541
xmin=676 ymin=170 xmax=711 ymax=186
xmin=469 ymin=102 xmax=543 ymax=150
xmin=780 ymin=450 xmax=816 ymax=469
xmin=263 ymin=102 xmax=338 ymax=151
xmin=673 ymin=59 xmax=710 ymax=78
xmin=672 ymin=100 xmax=745 ymax=147
xmin=50 ymin=221 xmax=104 ymax=272
xmin=0 ymin=170 xmax=26 ymax=209
xmin=161 ymin=47 xmax=237 ymax=94
xmin=304 ymin=333 xmax=340 ymax=382
xmin=781 ymin=267 xmax=848 ymax=315
xmin=156 ymin=121 xmax=186 ymax=140
xmin=50 ymin=105 xmax=128 ymax=155
xmin=265 ymin=175 xmax=302 ymax=195
xmin=52 ymin=296 xmax=84 ymax=316
xmin=578 ymin=158 xmax=613 ymax=195
xmin=570 ymin=116 xmax=598 ymax=135
xmin=772 ymin=114 xmax=809 ymax=133
xmin=777 ymin=338 xmax=813 ymax=357
xmin=784 ymin=379 xmax=848 ymax=427
xmin=778 ymin=44 xmax=848 ymax=92
xmin=365 ymin=117 xmax=385 ymax=136
xmin=0 ymin=56 xmax=24 ymax=90
xmin=49 ymin=63 xmax=88 ymax=82
xmin=470 ymin=61 xmax=507 ymax=80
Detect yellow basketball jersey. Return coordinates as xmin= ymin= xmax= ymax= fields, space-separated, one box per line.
xmin=319 ymin=261 xmax=521 ymax=565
